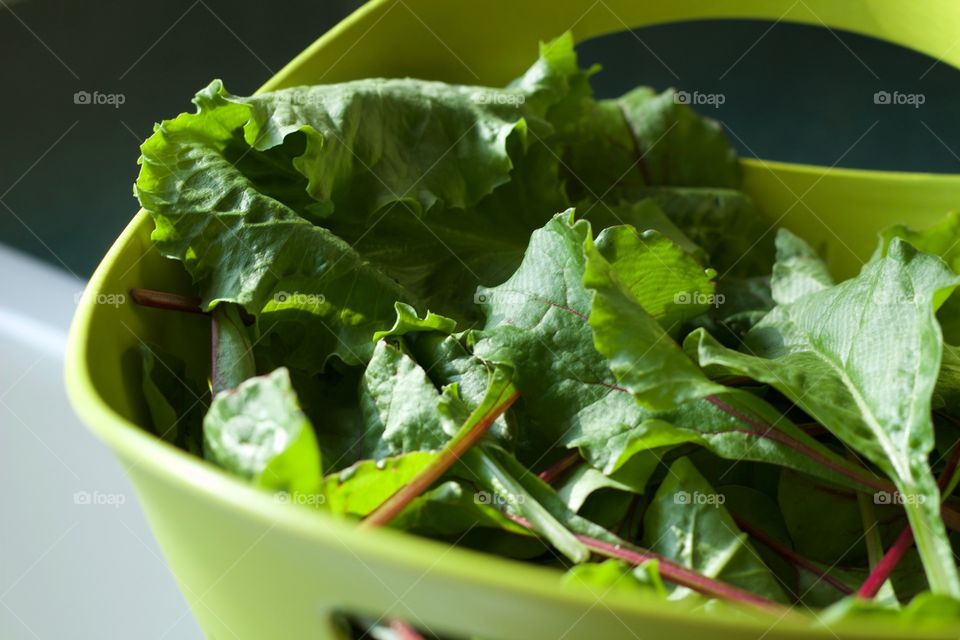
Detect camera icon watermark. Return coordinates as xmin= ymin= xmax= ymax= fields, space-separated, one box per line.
xmin=73 ymin=90 xmax=126 ymax=109
xmin=873 ymin=90 xmax=925 ymax=108
xmin=674 ymin=90 xmax=726 ymax=109
xmin=273 ymin=291 xmax=326 ymax=306
xmin=674 ymin=291 xmax=724 ymax=308
xmin=673 ymin=490 xmax=725 ymax=507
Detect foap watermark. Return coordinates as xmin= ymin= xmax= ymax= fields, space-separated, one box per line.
xmin=273 ymin=291 xmax=326 ymax=306
xmin=74 ymin=490 xmax=126 ymax=508
xmin=273 ymin=492 xmax=326 ymax=507
xmin=74 ymin=288 xmax=126 ymax=308
xmin=470 ymin=90 xmax=526 ymax=107
xmin=873 ymin=90 xmax=925 ymax=109
xmin=675 ymin=90 xmax=726 ymax=109
xmin=73 ymin=90 xmax=126 ymax=109
xmin=674 ymin=490 xmax=725 ymax=507
xmin=474 ymin=490 xmax=525 ymax=507
xmin=874 ymin=490 xmax=926 ymax=506
xmin=674 ymin=291 xmax=724 ymax=308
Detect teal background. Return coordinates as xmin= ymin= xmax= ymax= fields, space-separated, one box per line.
xmin=2 ymin=2 xmax=960 ymax=276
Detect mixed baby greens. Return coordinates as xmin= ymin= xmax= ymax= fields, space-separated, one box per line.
xmin=132 ymin=33 xmax=960 ymax=628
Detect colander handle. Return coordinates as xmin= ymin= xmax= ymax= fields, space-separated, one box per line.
xmin=264 ymin=0 xmax=960 ymax=90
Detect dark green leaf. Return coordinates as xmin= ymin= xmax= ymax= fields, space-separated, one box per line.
xmin=642 ymin=457 xmax=788 ymax=603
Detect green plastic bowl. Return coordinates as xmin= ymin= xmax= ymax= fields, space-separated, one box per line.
xmin=66 ymin=1 xmax=960 ymax=638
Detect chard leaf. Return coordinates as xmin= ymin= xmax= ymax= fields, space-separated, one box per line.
xmin=389 ymin=480 xmax=527 ymax=536
xmin=460 ymin=447 xmax=590 ymax=563
xmin=687 ymin=239 xmax=960 ymax=595
xmin=322 ymin=452 xmax=435 ymax=517
xmin=592 ymin=225 xmax=717 ymax=327
xmin=136 ymin=84 xmax=413 ymax=370
xmin=770 ymin=229 xmax=833 ymax=305
xmin=638 ymin=187 xmax=776 ymax=277
xmin=879 ymin=212 xmax=960 ymax=344
xmin=473 ymin=213 xmax=880 ymax=491
xmin=371 ymin=302 xmax=456 ymax=342
xmin=935 ymin=344 xmax=960 ymax=414
xmin=555 ymin=464 xmax=641 ymax=512
xmin=879 ymin=212 xmax=960 ymax=272
xmin=642 ymin=457 xmax=788 ymax=603
xmin=578 ymin=198 xmax=705 ymax=260
xmin=583 ymin=224 xmax=723 ymax=410
xmin=563 ymin=559 xmax=667 ymax=597
xmin=203 ymin=368 xmax=322 ymax=494
xmin=136 ymin=34 xmax=587 ymax=367
xmin=367 ymin=304 xmax=514 ymax=450
xmin=777 ymin=469 xmax=903 ymax=567
xmin=359 ymin=341 xmax=463 ymax=459
xmin=564 ymin=88 xmax=739 ymax=200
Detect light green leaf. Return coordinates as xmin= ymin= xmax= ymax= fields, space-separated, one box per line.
xmin=137 ymin=83 xmax=413 ymax=370
xmin=563 ymin=559 xmax=667 ymax=597
xmin=556 ymin=464 xmax=640 ymax=512
xmin=371 ymin=302 xmax=456 ymax=342
xmin=770 ymin=229 xmax=833 ymax=305
xmin=203 ymin=368 xmax=322 ymax=495
xmin=323 ymin=452 xmax=435 ymax=517
xmin=879 ymin=212 xmax=960 ymax=344
xmin=584 ymin=225 xmax=723 ymax=410
xmin=359 ymin=341 xmax=462 ymax=459
xmin=593 ymin=224 xmax=717 ymax=327
xmin=578 ymin=198 xmax=705 ymax=260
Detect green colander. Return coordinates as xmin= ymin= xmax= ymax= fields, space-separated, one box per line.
xmin=65 ymin=1 xmax=960 ymax=638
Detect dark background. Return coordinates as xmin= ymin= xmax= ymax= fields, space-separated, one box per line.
xmin=3 ymin=0 xmax=959 ymax=277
